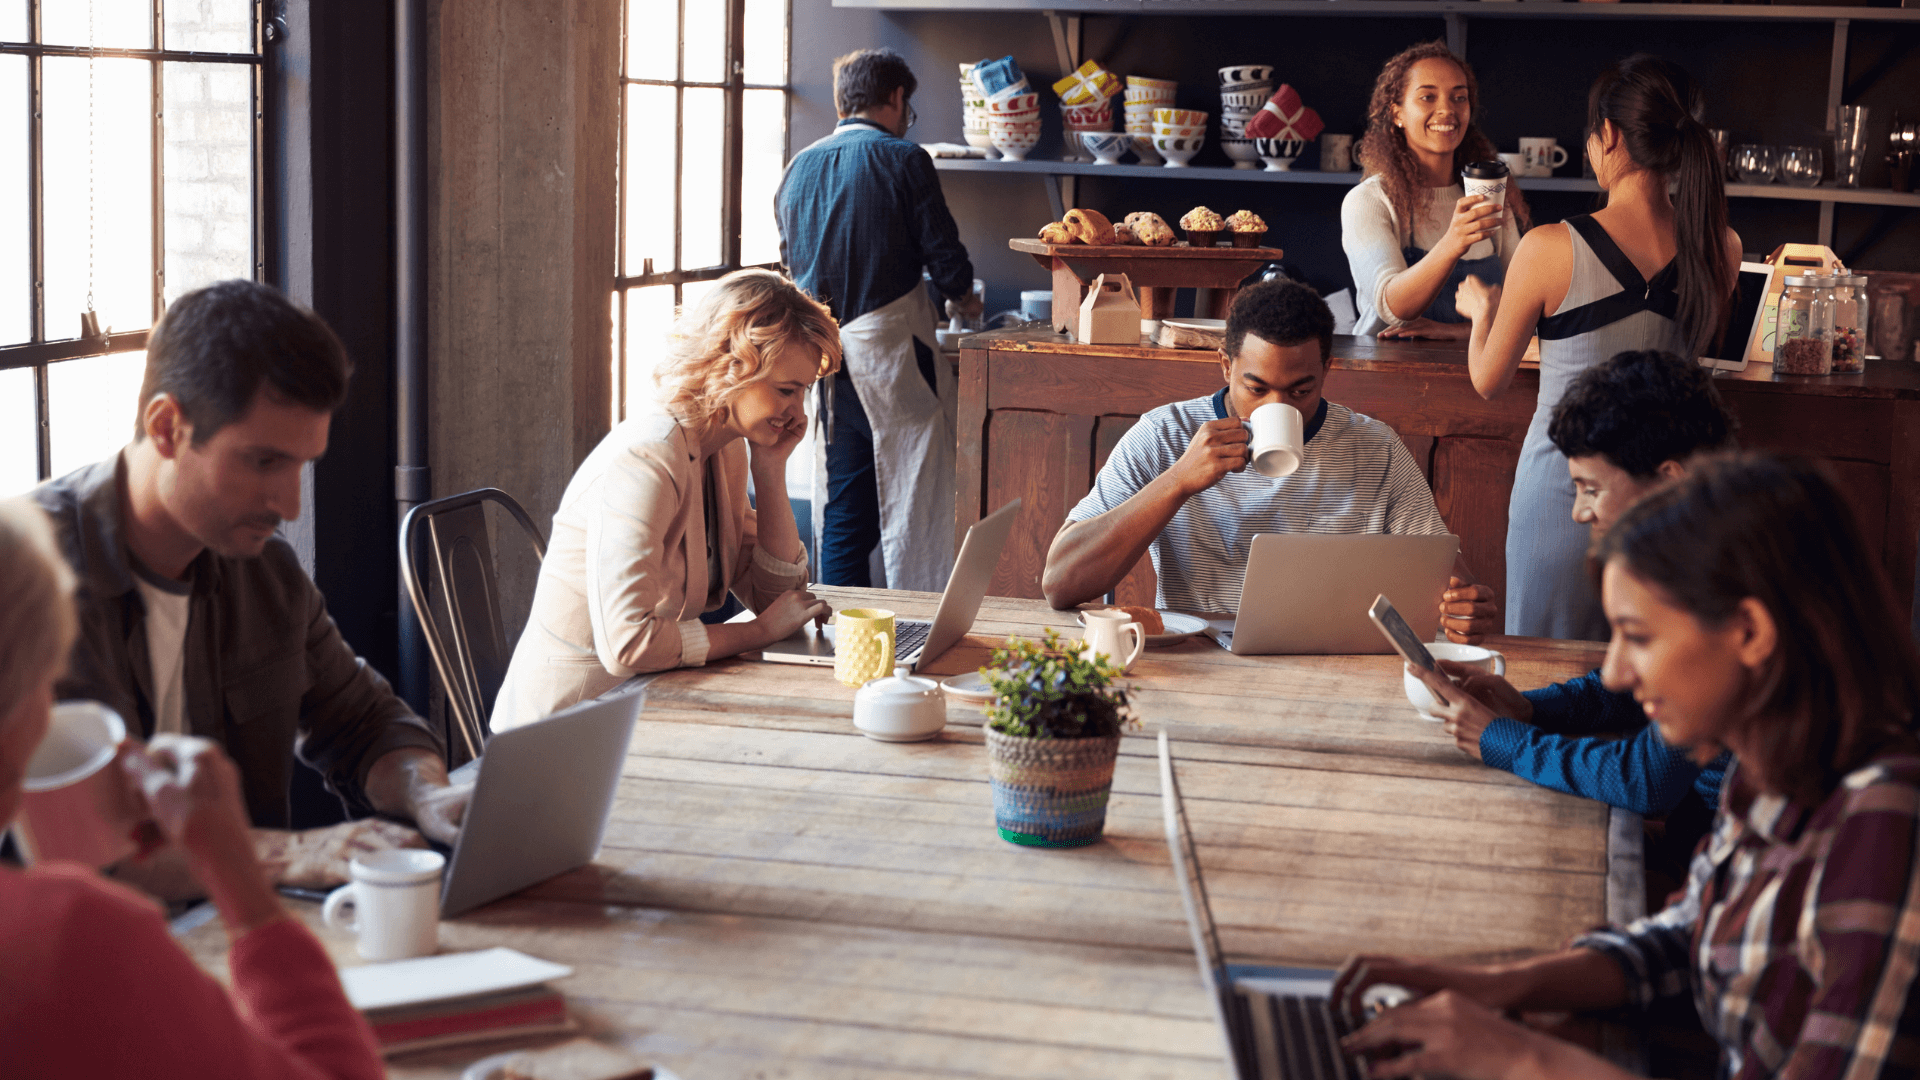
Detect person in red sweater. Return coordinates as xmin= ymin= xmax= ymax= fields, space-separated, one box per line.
xmin=0 ymin=496 xmax=384 ymax=1080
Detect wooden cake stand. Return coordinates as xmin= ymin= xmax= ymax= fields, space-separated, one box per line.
xmin=1009 ymin=237 xmax=1285 ymax=335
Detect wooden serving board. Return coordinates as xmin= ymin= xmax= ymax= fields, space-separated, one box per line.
xmin=1010 ymin=238 xmax=1286 ymax=330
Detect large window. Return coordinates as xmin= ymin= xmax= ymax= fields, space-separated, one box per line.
xmin=614 ymin=0 xmax=789 ymax=423
xmin=0 ymin=1 xmax=262 ymax=496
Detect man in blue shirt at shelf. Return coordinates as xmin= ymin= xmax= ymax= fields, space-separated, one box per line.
xmin=1408 ymin=350 xmax=1736 ymax=859
xmin=776 ymin=47 xmax=978 ymax=592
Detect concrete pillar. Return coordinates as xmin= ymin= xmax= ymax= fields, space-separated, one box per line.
xmin=426 ymin=0 xmax=618 ymax=624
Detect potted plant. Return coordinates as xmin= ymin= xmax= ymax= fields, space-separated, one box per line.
xmin=981 ymin=629 xmax=1136 ymax=848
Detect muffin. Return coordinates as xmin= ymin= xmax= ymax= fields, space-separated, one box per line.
xmin=1226 ymin=209 xmax=1268 ymax=248
xmin=1180 ymin=206 xmax=1224 ymax=248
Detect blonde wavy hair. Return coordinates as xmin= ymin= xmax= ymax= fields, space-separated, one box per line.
xmin=0 ymin=498 xmax=77 ymax=728
xmin=653 ymin=269 xmax=842 ymax=426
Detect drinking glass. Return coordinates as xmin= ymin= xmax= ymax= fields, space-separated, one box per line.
xmin=1779 ymin=145 xmax=1822 ymax=188
xmin=1834 ymin=106 xmax=1868 ymax=187
xmin=1732 ymin=144 xmax=1777 ymax=184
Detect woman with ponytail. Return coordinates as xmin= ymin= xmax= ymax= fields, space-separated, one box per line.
xmin=1341 ymin=42 xmax=1527 ymax=340
xmin=1459 ymin=54 xmax=1741 ymax=640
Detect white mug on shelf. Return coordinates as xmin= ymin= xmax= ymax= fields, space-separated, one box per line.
xmin=322 ymin=848 xmax=446 ymax=961
xmin=1498 ymin=152 xmax=1529 ymax=179
xmin=1320 ymin=133 xmax=1353 ymax=172
xmin=1518 ymin=138 xmax=1568 ymax=177
xmin=1402 ymin=643 xmax=1508 ymax=721
xmin=1079 ymin=608 xmax=1146 ymax=673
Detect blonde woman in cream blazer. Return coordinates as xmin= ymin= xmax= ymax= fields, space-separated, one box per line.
xmin=491 ymin=271 xmax=841 ymax=731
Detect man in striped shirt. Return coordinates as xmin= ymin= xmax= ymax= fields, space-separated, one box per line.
xmin=1042 ymin=279 xmax=1499 ymax=642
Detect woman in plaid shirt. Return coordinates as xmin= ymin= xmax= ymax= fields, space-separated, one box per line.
xmin=1338 ymin=453 xmax=1920 ymax=1080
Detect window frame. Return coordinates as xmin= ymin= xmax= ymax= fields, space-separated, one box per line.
xmin=613 ymin=0 xmax=790 ymax=422
xmin=0 ymin=0 xmax=266 ymax=481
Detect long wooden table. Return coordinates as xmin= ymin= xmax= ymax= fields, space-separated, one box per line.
xmin=180 ymin=589 xmax=1622 ymax=1079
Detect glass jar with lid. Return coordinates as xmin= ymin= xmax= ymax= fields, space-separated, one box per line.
xmin=1833 ymin=274 xmax=1868 ymax=370
xmin=1774 ymin=274 xmax=1833 ymax=377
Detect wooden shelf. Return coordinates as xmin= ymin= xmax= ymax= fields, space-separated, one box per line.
xmin=836 ymin=0 xmax=1920 ymax=22
xmin=930 ymin=156 xmax=1920 ymax=207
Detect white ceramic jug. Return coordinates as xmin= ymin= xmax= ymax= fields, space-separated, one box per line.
xmin=1079 ymin=608 xmax=1145 ymax=672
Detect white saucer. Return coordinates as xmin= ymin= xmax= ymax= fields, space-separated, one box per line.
xmin=941 ymin=671 xmax=996 ymax=704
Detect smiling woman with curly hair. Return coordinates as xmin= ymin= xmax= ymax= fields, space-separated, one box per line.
xmin=1341 ymin=41 xmax=1525 ymax=341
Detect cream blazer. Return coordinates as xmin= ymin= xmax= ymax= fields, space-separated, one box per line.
xmin=491 ymin=413 xmax=806 ymax=730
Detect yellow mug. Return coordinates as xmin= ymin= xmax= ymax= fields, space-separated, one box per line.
xmin=834 ymin=608 xmax=896 ymax=687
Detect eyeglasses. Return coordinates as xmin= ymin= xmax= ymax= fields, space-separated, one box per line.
xmin=905 ymin=101 xmax=917 ymax=131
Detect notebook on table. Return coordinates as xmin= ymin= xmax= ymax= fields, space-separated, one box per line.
xmin=1158 ymin=730 xmax=1367 ymax=1080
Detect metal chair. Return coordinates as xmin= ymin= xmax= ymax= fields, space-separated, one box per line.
xmin=400 ymin=488 xmax=547 ymax=763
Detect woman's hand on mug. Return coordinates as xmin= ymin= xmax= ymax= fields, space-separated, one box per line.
xmin=1444 ymin=195 xmax=1503 ymax=260
xmin=756 ymin=588 xmax=833 ymax=646
xmin=1455 ymin=275 xmax=1500 ymax=325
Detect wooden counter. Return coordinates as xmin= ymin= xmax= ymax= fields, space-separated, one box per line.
xmin=955 ymin=328 xmax=1920 ymax=624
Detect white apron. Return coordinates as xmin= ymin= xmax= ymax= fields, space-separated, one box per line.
xmin=810 ymin=285 xmax=956 ymax=591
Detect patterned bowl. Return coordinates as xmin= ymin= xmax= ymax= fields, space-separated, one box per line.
xmin=1153 ymin=133 xmax=1203 ymax=167
xmin=1152 ymin=107 xmax=1209 ymax=128
xmin=1081 ymin=131 xmax=1131 ymax=164
xmin=1221 ymin=137 xmax=1262 ymax=169
xmin=1254 ymin=136 xmax=1306 ymax=171
xmin=1217 ymin=64 xmax=1274 ymax=88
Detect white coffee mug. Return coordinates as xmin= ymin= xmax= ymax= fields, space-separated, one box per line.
xmin=1519 ymin=138 xmax=1567 ymax=177
xmin=1080 ymin=608 xmax=1146 ymax=673
xmin=13 ymin=701 xmax=146 ymax=868
xmin=1403 ymin=642 xmax=1507 ymax=721
xmin=1245 ymin=401 xmax=1304 ymax=477
xmin=1498 ymin=152 xmax=1529 ymax=178
xmin=1320 ymin=133 xmax=1353 ymax=172
xmin=322 ymin=848 xmax=446 ymax=961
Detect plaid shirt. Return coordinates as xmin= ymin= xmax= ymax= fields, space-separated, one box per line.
xmin=1575 ymin=751 xmax=1920 ymax=1080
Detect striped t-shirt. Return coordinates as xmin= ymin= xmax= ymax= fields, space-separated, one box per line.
xmin=1066 ymin=391 xmax=1448 ymax=612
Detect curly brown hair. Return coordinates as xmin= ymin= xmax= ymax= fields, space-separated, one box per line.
xmin=1355 ymin=42 xmax=1509 ymax=241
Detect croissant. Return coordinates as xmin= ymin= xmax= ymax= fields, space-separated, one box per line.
xmin=1038 ymin=221 xmax=1075 ymax=245
xmin=1063 ymin=208 xmax=1117 ymax=246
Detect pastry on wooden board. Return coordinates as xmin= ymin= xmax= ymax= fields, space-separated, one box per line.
xmin=1123 ymin=212 xmax=1175 ymax=247
xmin=1112 ymin=222 xmax=1139 ymax=245
xmin=499 ymin=1038 xmax=653 ymax=1080
xmin=1063 ymin=207 xmax=1117 ymax=246
xmin=1038 ymin=221 xmax=1074 ymax=245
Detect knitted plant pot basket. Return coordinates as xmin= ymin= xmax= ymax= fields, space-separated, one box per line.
xmin=985 ymin=727 xmax=1124 ymax=848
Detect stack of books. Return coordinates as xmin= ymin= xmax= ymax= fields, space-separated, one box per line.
xmin=339 ymin=947 xmax=577 ymax=1055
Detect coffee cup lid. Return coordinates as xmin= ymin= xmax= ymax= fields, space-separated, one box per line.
xmin=1461 ymin=160 xmax=1509 ymax=180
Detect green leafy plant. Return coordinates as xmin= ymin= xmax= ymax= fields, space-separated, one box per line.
xmin=982 ymin=628 xmax=1135 ymax=740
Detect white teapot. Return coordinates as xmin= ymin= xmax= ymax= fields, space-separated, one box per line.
xmin=853 ymin=666 xmax=947 ymax=742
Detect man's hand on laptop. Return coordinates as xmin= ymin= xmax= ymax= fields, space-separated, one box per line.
xmin=1172 ymin=418 xmax=1251 ymax=495
xmin=368 ymin=747 xmax=471 ymax=847
xmin=1438 ymin=577 xmax=1499 ymax=644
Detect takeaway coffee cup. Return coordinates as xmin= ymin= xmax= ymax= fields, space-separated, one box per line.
xmin=13 ymin=701 xmax=146 ymax=868
xmin=322 ymin=848 xmax=446 ymax=961
xmin=1461 ymin=160 xmax=1509 ymax=217
xmin=1403 ymin=642 xmax=1508 ymax=721
xmin=1245 ymin=401 xmax=1304 ymax=477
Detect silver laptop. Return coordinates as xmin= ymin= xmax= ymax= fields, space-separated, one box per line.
xmin=1159 ymin=730 xmax=1367 ymax=1080
xmin=1217 ymin=534 xmax=1458 ymax=655
xmin=755 ymin=498 xmax=1020 ymax=672
xmin=439 ymin=690 xmax=644 ymax=918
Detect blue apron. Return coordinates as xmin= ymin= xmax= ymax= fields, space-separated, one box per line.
xmin=1401 ymin=243 xmax=1504 ymax=323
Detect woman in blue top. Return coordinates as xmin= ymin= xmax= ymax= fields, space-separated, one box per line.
xmin=1458 ymin=55 xmax=1741 ymax=640
xmin=1340 ymin=42 xmax=1524 ymax=341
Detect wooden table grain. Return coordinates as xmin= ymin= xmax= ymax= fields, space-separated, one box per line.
xmin=178 ymin=588 xmax=1618 ymax=1079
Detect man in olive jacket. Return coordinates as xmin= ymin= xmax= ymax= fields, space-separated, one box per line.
xmin=33 ymin=281 xmax=466 ymax=847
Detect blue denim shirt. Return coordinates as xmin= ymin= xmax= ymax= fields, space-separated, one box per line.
xmin=775 ymin=119 xmax=974 ymax=326
xmin=1480 ymin=668 xmax=1729 ymax=815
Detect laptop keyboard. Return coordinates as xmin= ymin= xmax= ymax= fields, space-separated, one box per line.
xmin=895 ymin=619 xmax=932 ymax=660
xmin=1234 ymin=991 xmax=1364 ymax=1080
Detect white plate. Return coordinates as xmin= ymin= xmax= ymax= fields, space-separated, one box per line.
xmin=941 ymin=671 xmax=997 ymax=703
xmin=1075 ymin=609 xmax=1208 ymax=647
xmin=463 ymin=1052 xmax=679 ymax=1080
xmin=1161 ymin=317 xmax=1226 ymax=333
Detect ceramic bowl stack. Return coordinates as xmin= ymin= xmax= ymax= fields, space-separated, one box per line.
xmin=1218 ymin=65 xmax=1275 ymax=170
xmin=1152 ymin=107 xmax=1208 ymax=168
xmin=1054 ymin=61 xmax=1122 ymax=162
xmin=1124 ymin=76 xmax=1176 ymax=165
xmin=1253 ymin=137 xmax=1306 ymax=172
xmin=959 ymin=63 xmax=993 ymax=156
xmin=986 ymin=92 xmax=1041 ymax=162
xmin=1060 ymin=101 xmax=1115 ymax=161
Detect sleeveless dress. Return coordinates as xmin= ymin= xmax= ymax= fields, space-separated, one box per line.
xmin=1504 ymin=215 xmax=1687 ymax=640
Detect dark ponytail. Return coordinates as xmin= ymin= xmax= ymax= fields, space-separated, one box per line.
xmin=1587 ymin=55 xmax=1732 ymax=358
